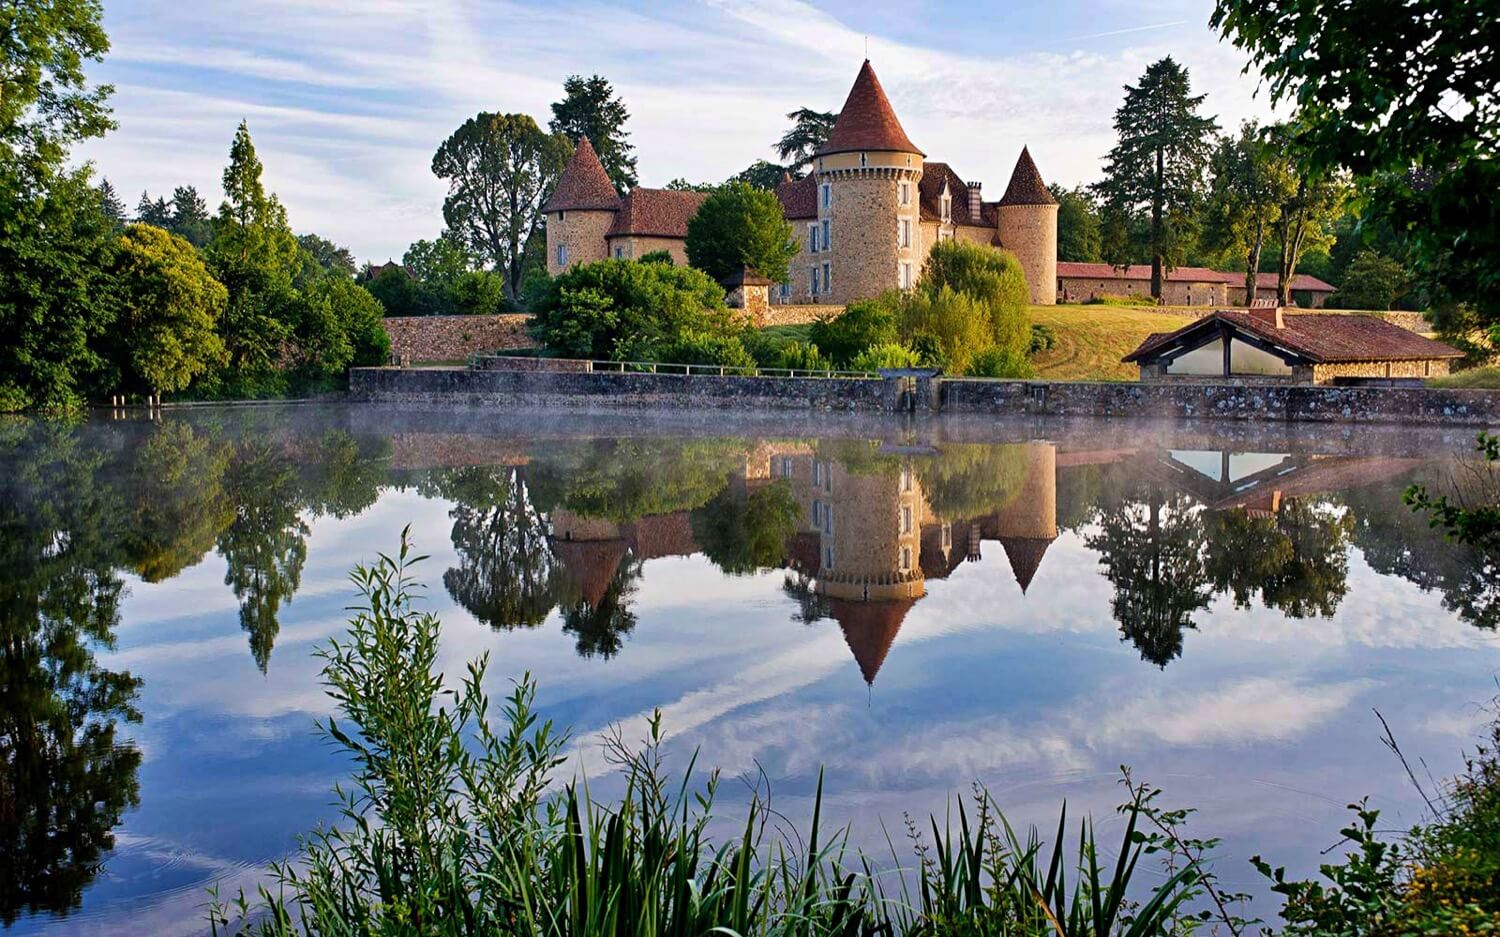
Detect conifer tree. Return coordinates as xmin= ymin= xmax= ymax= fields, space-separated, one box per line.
xmin=1094 ymin=58 xmax=1219 ymax=298
xmin=549 ymin=75 xmax=637 ymax=192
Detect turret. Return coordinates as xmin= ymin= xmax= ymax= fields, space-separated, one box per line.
xmin=812 ymin=60 xmax=925 ymax=304
xmin=996 ymin=147 xmax=1059 ymax=306
xmin=993 ymin=443 xmax=1058 ymax=593
xmin=542 ymin=136 xmax=620 ymax=275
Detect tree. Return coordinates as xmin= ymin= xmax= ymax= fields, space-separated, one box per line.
xmin=135 ymin=190 xmax=171 ymax=227
xmin=101 ymin=224 xmax=228 ymax=395
xmin=1202 ymin=502 xmax=1353 ymax=618
xmin=691 ymin=481 xmax=800 ymax=575
xmin=776 ymin=108 xmax=837 ymax=175
xmin=96 ymin=177 xmax=125 ymax=225
xmin=436 ymin=467 xmax=559 ymax=629
xmin=664 ymin=178 xmax=716 ymax=193
xmin=549 ymin=74 xmax=637 ymax=191
xmin=289 ymin=277 xmax=390 ymax=376
xmin=917 ymin=239 xmax=1032 ymax=365
xmin=403 ymin=234 xmax=474 ymax=294
xmin=433 ymin=113 xmax=569 ymax=300
xmin=1334 ymin=250 xmax=1409 ymax=310
xmin=732 ymin=160 xmax=790 ymax=191
xmin=1093 ymin=57 xmax=1219 ymax=298
xmin=170 ymin=184 xmax=211 ymax=245
xmin=684 ymin=181 xmax=796 ymax=283
xmin=1050 ymin=184 xmax=1102 ymax=263
xmin=206 ymin=121 xmax=301 ymax=374
xmin=296 ymin=233 xmax=357 ymax=281
xmin=0 ymin=0 xmax=115 ymax=168
xmin=365 ymin=265 xmax=432 ymax=317
xmin=1205 ymin=122 xmax=1294 ymax=305
xmin=1213 ymin=0 xmax=1499 ymax=342
xmin=450 ymin=269 xmax=507 ymax=314
xmin=1268 ymin=132 xmax=1347 ymax=305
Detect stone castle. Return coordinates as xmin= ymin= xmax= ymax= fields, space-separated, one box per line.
xmin=543 ymin=60 xmax=1059 ymax=306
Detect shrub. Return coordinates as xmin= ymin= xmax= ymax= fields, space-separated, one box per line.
xmin=684 ymin=181 xmax=796 ymax=283
xmin=848 ymin=342 xmax=921 ymax=372
xmin=808 ymin=298 xmax=899 ymax=367
xmin=655 ymin=331 xmax=757 ymax=373
xmin=1029 ymin=322 xmax=1058 ymax=353
xmin=449 ymin=269 xmax=507 ymax=315
xmin=637 ymin=250 xmax=674 ymax=266
xmin=365 ymin=267 xmax=437 ymax=316
xmin=918 ymin=239 xmax=1031 ymax=351
xmin=528 ymin=259 xmax=737 ymax=361
xmin=897 ymin=285 xmax=989 ymax=374
xmin=968 ymin=344 xmax=1035 ymax=379
xmin=1331 ymin=250 xmax=1408 ymax=310
xmin=1086 ymin=291 xmax=1157 ymax=306
xmin=776 ymin=340 xmax=832 ymax=372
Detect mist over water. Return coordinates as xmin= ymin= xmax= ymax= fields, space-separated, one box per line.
xmin=2 ymin=404 xmax=1496 ymax=934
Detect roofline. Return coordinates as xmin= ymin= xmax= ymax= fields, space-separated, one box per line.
xmin=1122 ymin=310 xmax=1464 ymax=364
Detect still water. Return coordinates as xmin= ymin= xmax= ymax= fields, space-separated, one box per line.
xmin=2 ymin=404 xmax=1497 ymax=934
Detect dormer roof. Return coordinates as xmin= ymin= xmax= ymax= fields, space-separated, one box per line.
xmin=998 ymin=147 xmax=1056 ymax=207
xmin=815 ymin=60 xmax=924 ymax=158
xmin=543 ymin=136 xmax=621 ymax=213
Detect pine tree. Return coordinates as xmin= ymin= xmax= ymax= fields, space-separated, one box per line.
xmin=549 ymin=75 xmax=637 ymax=191
xmin=135 ymin=190 xmax=172 ymax=227
xmin=97 ymin=178 xmax=126 ymax=225
xmin=1093 ymin=58 xmax=1219 ymax=298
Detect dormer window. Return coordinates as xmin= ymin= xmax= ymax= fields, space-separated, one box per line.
xmin=940 ymin=187 xmax=952 ymax=223
xmin=860 ymin=152 xmax=868 ymax=167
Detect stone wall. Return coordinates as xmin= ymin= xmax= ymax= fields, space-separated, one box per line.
xmin=1313 ymin=359 xmax=1451 ymax=382
xmin=545 ymin=208 xmax=614 ymax=275
xmin=1057 ymin=276 xmax=1227 ymax=306
xmin=473 ymin=355 xmax=592 ymax=372
xmin=997 ymin=203 xmax=1058 ymax=306
xmin=763 ymin=304 xmax=840 ymax=327
xmin=826 ymin=167 xmax=919 ymax=304
xmin=606 ymin=234 xmax=689 ymax=265
xmin=382 ymin=314 xmax=535 ymax=362
xmin=351 ymin=365 xmax=1500 ymax=426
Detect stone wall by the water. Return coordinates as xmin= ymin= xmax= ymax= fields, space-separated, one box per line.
xmin=381 ymin=314 xmax=536 ymax=362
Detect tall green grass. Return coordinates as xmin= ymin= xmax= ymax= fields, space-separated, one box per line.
xmin=209 ymin=531 xmax=1238 ymax=936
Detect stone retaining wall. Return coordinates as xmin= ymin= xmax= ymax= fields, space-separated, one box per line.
xmin=382 ymin=314 xmax=535 ymax=362
xmin=351 ymin=367 xmax=1499 ymax=426
xmin=763 ymin=304 xmax=840 ymax=327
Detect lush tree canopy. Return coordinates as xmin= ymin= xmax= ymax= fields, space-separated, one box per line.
xmin=1205 ymin=122 xmax=1294 ymax=304
xmin=1051 ymin=184 xmax=1103 ymax=263
xmin=684 ymin=181 xmax=796 ymax=284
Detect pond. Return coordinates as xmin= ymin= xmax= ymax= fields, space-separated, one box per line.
xmin=2 ymin=404 xmax=1497 ymax=934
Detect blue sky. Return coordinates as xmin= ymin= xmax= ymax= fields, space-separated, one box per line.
xmin=77 ymin=0 xmax=1280 ymax=263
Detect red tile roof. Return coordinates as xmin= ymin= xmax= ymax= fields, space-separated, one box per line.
xmin=815 ymin=60 xmax=924 ymax=157
xmin=1000 ymin=536 xmax=1053 ymax=593
xmin=605 ymin=187 xmax=708 ymax=238
xmin=997 ymin=147 xmax=1056 ymax=207
xmin=1123 ymin=309 xmax=1463 ymax=364
xmin=1056 ymin=262 xmax=1335 ymax=292
xmin=775 ymin=173 xmax=817 ymax=219
xmin=828 ymin=597 xmax=914 ymax=684
xmin=543 ymin=136 xmax=621 ymax=213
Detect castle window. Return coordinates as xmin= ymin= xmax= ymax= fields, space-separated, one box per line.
xmin=900 ymin=262 xmax=913 ymax=290
xmin=860 ymin=152 xmax=867 ymax=167
xmin=556 ymin=244 xmax=568 ymax=266
xmin=901 ymin=469 xmax=913 ymax=492
xmin=899 ymin=182 xmax=910 ymax=206
xmin=812 ymin=498 xmax=821 ymax=525
xmin=810 ymin=266 xmax=819 ymax=296
xmin=614 ymin=246 xmax=625 ymax=259
xmin=822 ymin=262 xmax=830 ymax=292
xmin=825 ymin=545 xmax=835 ymax=569
xmin=557 ymin=211 xmax=566 ymax=221
xmin=808 ymin=223 xmax=819 ymax=253
xmin=902 ymin=505 xmax=913 ymax=534
xmin=820 ymin=184 xmax=831 ymax=208
xmin=821 ymin=219 xmax=830 ymax=250
xmin=941 ymin=194 xmax=951 ymax=223
xmin=900 ymin=219 xmax=911 ymax=248
xmin=779 ymin=281 xmax=790 ymax=301
xmin=900 ymin=546 xmax=911 ymax=571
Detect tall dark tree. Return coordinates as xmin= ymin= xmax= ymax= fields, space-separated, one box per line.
xmin=776 ymin=108 xmax=837 ymax=176
xmin=684 ymin=181 xmax=796 ymax=283
xmin=1093 ymin=57 xmax=1219 ymax=298
xmin=549 ymin=74 xmax=637 ymax=192
xmin=732 ymin=160 xmax=791 ymax=191
xmin=96 ymin=177 xmax=125 ymax=225
xmin=433 ymin=113 xmax=569 ymax=300
xmin=135 ymin=190 xmax=171 ymax=227
xmin=437 ymin=467 xmax=560 ymax=629
xmin=1213 ymin=0 xmax=1499 ymax=347
xmin=1086 ymin=489 xmax=1212 ymax=667
xmin=559 ymin=559 xmax=641 ymax=660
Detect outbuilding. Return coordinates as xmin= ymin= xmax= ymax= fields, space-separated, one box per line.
xmin=1122 ymin=308 xmax=1462 ymax=386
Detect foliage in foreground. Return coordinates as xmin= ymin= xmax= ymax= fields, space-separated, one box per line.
xmin=209 ymin=532 xmax=1221 ymax=936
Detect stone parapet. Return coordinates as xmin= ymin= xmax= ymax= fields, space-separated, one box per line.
xmin=382 ymin=314 xmax=535 ymax=362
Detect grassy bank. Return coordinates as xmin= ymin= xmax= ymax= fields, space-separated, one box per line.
xmin=1430 ymin=366 xmax=1500 ymax=389
xmin=208 ymin=532 xmax=1500 ymax=936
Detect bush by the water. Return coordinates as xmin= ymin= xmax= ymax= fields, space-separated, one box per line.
xmin=528 ymin=258 xmax=753 ymax=366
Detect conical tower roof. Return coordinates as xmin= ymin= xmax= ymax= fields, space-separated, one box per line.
xmin=543 ymin=136 xmax=621 ymax=212
xmin=828 ymin=597 xmax=915 ymax=684
xmin=998 ymin=147 xmax=1056 ymax=206
xmin=1000 ymin=536 xmax=1054 ymax=593
xmin=815 ymin=60 xmax=924 ymax=158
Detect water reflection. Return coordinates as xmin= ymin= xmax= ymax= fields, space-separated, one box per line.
xmin=0 ymin=410 xmax=1495 ymax=933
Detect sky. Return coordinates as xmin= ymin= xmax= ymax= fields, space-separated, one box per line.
xmin=77 ymin=0 xmax=1283 ymax=263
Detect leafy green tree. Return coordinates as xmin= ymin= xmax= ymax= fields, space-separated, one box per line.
xmin=435 ymin=467 xmax=559 ymax=629
xmin=1335 ymin=250 xmax=1409 ymax=310
xmin=206 ymin=121 xmax=301 ymax=374
xmin=0 ymin=0 xmax=114 ymax=167
xmin=296 ymin=233 xmax=357 ymax=282
xmin=0 ymin=166 xmax=115 ymax=411
xmin=1205 ymin=122 xmax=1295 ymax=305
xmin=1051 ymin=184 xmax=1102 ymax=263
xmin=528 ymin=258 xmax=736 ymax=361
xmin=691 ymin=481 xmax=800 ymax=575
xmin=169 ymin=184 xmax=212 ymax=246
xmin=402 ymin=234 xmax=473 ymax=295
xmin=1268 ymin=127 xmax=1348 ymax=305
xmin=897 ymin=286 xmax=989 ymax=374
xmin=96 ymin=177 xmax=125 ymax=225
xmin=289 ymin=277 xmax=390 ymax=376
xmin=433 ymin=113 xmax=569 ymax=300
xmin=559 ymin=559 xmax=641 ymax=660
xmin=1202 ymin=501 xmax=1353 ymax=618
xmin=732 ymin=160 xmax=791 ymax=191
xmin=101 ymin=223 xmax=228 ymax=395
xmin=917 ymin=239 xmax=1031 ymax=366
xmin=548 ymin=74 xmax=637 ymax=191
xmin=1213 ymin=0 xmax=1498 ymax=342
xmin=450 ymin=269 xmax=506 ymax=314
xmin=1093 ymin=57 xmax=1219 ymax=298
xmin=637 ymin=250 xmax=674 ymax=266
xmin=809 ymin=298 xmax=899 ymax=367
xmin=776 ymin=108 xmax=837 ymax=175
xmin=664 ymin=178 xmax=716 ymax=193
xmin=364 ymin=265 xmax=433 ymax=317
xmin=685 ymin=180 xmax=796 ymax=283
xmin=115 ymin=421 xmax=235 ymax=583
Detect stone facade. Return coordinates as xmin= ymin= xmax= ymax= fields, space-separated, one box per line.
xmin=1057 ymin=275 xmax=1229 ymax=306
xmin=996 ymin=203 xmax=1058 ymax=306
xmin=763 ymin=303 xmax=841 ymax=327
xmin=1313 ymin=359 xmax=1452 ymax=382
xmin=545 ymin=209 xmax=614 ymax=275
xmin=605 ymin=234 xmax=690 ymax=265
xmin=382 ymin=314 xmax=535 ymax=362
xmin=725 ymin=282 xmax=771 ymax=326
xmin=822 ymin=158 xmax=923 ymax=305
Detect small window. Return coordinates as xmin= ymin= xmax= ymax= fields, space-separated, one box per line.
xmin=941 ymin=195 xmax=951 ymax=223
xmin=900 ymin=546 xmax=911 ymax=571
xmin=822 ymin=262 xmax=830 ymax=292
xmin=902 ymin=505 xmax=913 ymax=534
xmin=901 ymin=262 xmax=913 ymax=290
xmin=557 ymin=244 xmax=568 ymax=266
xmin=859 ymin=152 xmax=867 ymax=167
xmin=779 ymin=281 xmax=790 ymax=300
xmin=901 ymin=469 xmax=913 ymax=492
xmin=823 ymin=508 xmax=832 ymax=535
xmin=899 ymin=182 xmax=910 ymax=206
xmin=811 ymin=498 xmax=821 ymax=525
xmin=808 ymin=223 xmax=819 ymax=254
xmin=900 ymin=219 xmax=911 ymax=248
xmin=813 ymin=462 xmax=822 ymax=486
xmin=558 ymin=211 xmax=566 ymax=221
xmin=821 ymin=218 xmax=830 ymax=250
xmin=820 ymin=184 xmax=831 ymax=208
xmin=824 ymin=545 xmax=835 ymax=569
xmin=810 ymin=266 xmax=819 ymax=296
xmin=614 ymin=246 xmax=625 ymax=259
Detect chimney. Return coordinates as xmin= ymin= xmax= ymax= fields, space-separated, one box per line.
xmin=966 ymin=182 xmax=983 ymax=223
xmin=1275 ymin=306 xmax=1285 ymax=329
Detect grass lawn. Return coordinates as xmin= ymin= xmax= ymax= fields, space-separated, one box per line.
xmin=1429 ymin=365 xmax=1500 ymax=389
xmin=1029 ymin=304 xmax=1194 ymax=382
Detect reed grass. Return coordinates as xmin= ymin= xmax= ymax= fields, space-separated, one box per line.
xmin=209 ymin=530 xmax=1234 ymax=936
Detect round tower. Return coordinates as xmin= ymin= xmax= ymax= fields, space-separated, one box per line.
xmin=813 ymin=60 xmax=925 ymax=305
xmin=542 ymin=136 xmax=620 ymax=276
xmin=995 ymin=147 xmax=1058 ymax=306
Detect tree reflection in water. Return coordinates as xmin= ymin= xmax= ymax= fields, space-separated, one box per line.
xmin=436 ymin=466 xmax=560 ymax=630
